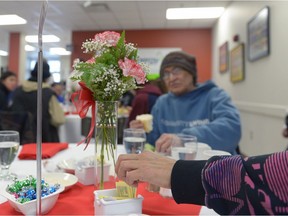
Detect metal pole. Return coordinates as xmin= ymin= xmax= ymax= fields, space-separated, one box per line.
xmin=36 ymin=1 xmax=48 ymax=215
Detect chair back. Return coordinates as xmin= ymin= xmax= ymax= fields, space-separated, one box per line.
xmin=0 ymin=111 xmax=36 ymax=145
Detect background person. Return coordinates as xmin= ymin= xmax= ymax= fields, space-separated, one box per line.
xmin=0 ymin=71 xmax=17 ymax=110
xmin=116 ymin=150 xmax=288 ymax=215
xmin=11 ymin=61 xmax=65 ymax=142
xmin=128 ymin=74 xmax=165 ymax=125
xmin=130 ymin=51 xmax=241 ymax=154
xmin=51 ymin=82 xmax=65 ymax=104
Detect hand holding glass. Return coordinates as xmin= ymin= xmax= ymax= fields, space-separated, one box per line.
xmin=123 ymin=128 xmax=146 ymax=154
xmin=0 ymin=130 xmax=20 ymax=180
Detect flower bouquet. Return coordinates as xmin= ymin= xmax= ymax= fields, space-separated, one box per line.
xmin=70 ymin=31 xmax=149 ymax=189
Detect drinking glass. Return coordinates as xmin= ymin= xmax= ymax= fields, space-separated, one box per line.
xmin=123 ymin=128 xmax=146 ymax=154
xmin=0 ymin=130 xmax=20 ymax=180
xmin=171 ymin=134 xmax=197 ymax=160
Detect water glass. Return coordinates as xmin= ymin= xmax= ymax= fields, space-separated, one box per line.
xmin=123 ymin=128 xmax=146 ymax=154
xmin=171 ymin=134 xmax=197 ymax=160
xmin=0 ymin=130 xmax=20 ymax=180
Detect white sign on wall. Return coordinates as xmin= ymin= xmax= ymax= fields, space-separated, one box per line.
xmin=138 ymin=48 xmax=181 ymax=74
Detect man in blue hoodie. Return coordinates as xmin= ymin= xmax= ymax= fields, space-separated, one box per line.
xmin=130 ymin=51 xmax=241 ymax=154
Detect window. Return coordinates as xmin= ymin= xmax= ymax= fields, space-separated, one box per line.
xmin=29 ymin=59 xmax=61 ymax=82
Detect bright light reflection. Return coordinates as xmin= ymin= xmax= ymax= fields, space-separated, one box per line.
xmin=0 ymin=15 xmax=27 ymax=25
xmin=25 ymin=45 xmax=36 ymax=52
xmin=50 ymin=47 xmax=71 ymax=55
xmin=0 ymin=50 xmax=8 ymax=56
xmin=25 ymin=35 xmax=60 ymax=43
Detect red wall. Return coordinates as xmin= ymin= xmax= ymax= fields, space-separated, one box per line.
xmin=8 ymin=32 xmax=20 ymax=78
xmin=72 ymin=29 xmax=212 ymax=82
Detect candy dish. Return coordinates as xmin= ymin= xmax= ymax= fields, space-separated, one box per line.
xmin=1 ymin=185 xmax=64 ymax=215
xmin=43 ymin=173 xmax=78 ymax=192
xmin=57 ymin=158 xmax=76 ymax=174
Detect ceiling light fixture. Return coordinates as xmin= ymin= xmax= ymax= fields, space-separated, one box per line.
xmin=166 ymin=7 xmax=225 ymax=20
xmin=0 ymin=50 xmax=8 ymax=56
xmin=0 ymin=14 xmax=27 ymax=25
xmin=50 ymin=47 xmax=71 ymax=56
xmin=25 ymin=35 xmax=60 ymax=43
xmin=25 ymin=45 xmax=36 ymax=52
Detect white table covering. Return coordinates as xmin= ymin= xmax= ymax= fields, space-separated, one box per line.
xmin=0 ymin=143 xmax=218 ymax=215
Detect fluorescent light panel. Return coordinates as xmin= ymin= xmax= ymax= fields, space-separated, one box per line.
xmin=50 ymin=47 xmax=71 ymax=55
xmin=0 ymin=50 xmax=8 ymax=56
xmin=25 ymin=45 xmax=36 ymax=52
xmin=166 ymin=7 xmax=225 ymax=20
xmin=0 ymin=14 xmax=26 ymax=25
xmin=25 ymin=35 xmax=60 ymax=43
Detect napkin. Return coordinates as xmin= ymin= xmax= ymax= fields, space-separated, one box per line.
xmin=18 ymin=143 xmax=69 ymax=160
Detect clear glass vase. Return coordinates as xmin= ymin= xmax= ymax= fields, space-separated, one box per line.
xmin=94 ymin=101 xmax=118 ymax=189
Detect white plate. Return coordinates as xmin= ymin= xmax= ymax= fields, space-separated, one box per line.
xmin=57 ymin=158 xmax=76 ymax=174
xmin=43 ymin=173 xmax=78 ymax=192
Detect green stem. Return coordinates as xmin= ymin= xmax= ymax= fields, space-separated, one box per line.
xmin=95 ymin=101 xmax=118 ymax=189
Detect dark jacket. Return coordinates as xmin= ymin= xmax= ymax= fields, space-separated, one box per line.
xmin=11 ymin=80 xmax=65 ymax=142
xmin=0 ymin=82 xmax=10 ymax=110
xmin=128 ymin=83 xmax=162 ymax=124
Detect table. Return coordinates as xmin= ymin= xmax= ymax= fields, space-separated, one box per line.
xmin=0 ymin=144 xmax=218 ymax=215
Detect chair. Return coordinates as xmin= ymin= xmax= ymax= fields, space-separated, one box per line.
xmin=0 ymin=111 xmax=36 ymax=145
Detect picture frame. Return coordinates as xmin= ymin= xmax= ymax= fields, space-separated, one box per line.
xmin=219 ymin=41 xmax=229 ymax=73
xmin=247 ymin=6 xmax=270 ymax=62
xmin=230 ymin=43 xmax=245 ymax=83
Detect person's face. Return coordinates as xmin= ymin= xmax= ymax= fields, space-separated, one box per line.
xmin=162 ymin=66 xmax=195 ymax=95
xmin=2 ymin=76 xmax=17 ymax=91
xmin=52 ymin=84 xmax=63 ymax=96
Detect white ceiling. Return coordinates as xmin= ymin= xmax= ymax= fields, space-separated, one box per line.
xmin=0 ymin=0 xmax=232 ymax=58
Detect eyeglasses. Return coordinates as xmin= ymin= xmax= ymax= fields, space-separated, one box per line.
xmin=162 ymin=67 xmax=184 ymax=80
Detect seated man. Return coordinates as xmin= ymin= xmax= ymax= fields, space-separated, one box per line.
xmin=130 ymin=51 xmax=241 ymax=154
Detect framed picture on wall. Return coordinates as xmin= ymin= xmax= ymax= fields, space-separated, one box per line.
xmin=230 ymin=43 xmax=245 ymax=83
xmin=247 ymin=6 xmax=270 ymax=62
xmin=219 ymin=41 xmax=229 ymax=73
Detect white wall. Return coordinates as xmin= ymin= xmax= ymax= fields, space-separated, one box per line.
xmin=0 ymin=31 xmax=9 ymax=71
xmin=212 ymin=1 xmax=288 ymax=156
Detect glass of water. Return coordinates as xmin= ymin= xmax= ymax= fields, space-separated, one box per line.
xmin=171 ymin=134 xmax=197 ymax=160
xmin=123 ymin=128 xmax=146 ymax=154
xmin=0 ymin=130 xmax=20 ymax=180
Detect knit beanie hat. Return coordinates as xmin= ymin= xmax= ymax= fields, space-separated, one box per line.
xmin=30 ymin=61 xmax=51 ymax=81
xmin=160 ymin=51 xmax=197 ymax=85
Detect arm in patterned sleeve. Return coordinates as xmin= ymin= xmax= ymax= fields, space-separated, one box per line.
xmin=202 ymin=151 xmax=288 ymax=215
xmin=171 ymin=151 xmax=288 ymax=215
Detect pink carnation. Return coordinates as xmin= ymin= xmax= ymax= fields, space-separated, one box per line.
xmin=94 ymin=31 xmax=120 ymax=46
xmin=86 ymin=58 xmax=95 ymax=64
xmin=118 ymin=57 xmax=146 ymax=84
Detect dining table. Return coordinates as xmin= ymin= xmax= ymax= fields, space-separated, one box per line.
xmin=0 ymin=143 xmax=218 ymax=215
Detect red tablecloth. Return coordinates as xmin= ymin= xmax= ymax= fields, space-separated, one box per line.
xmin=0 ymin=181 xmax=201 ymax=215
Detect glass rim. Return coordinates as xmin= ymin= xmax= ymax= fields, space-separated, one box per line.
xmin=0 ymin=130 xmax=19 ymax=135
xmin=124 ymin=128 xmax=145 ymax=132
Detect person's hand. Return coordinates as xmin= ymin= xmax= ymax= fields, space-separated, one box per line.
xmin=115 ymin=151 xmax=176 ymax=188
xmin=129 ymin=120 xmax=144 ymax=129
xmin=155 ymin=133 xmax=179 ymax=154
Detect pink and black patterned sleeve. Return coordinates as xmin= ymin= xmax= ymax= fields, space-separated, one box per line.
xmin=202 ymin=151 xmax=288 ymax=215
